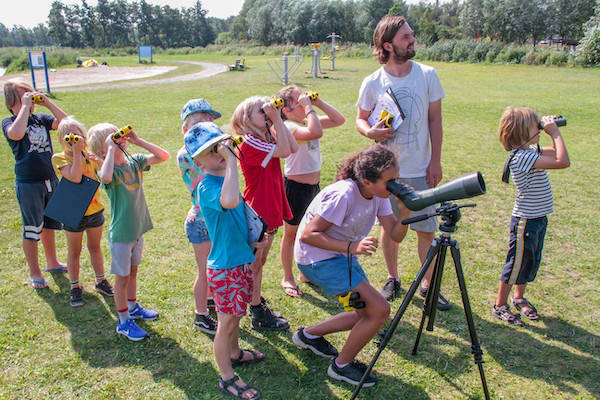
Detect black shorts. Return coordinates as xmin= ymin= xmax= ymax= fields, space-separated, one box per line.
xmin=501 ymin=216 xmax=547 ymax=285
xmin=64 ymin=210 xmax=105 ymax=232
xmin=284 ymin=178 xmax=320 ymax=226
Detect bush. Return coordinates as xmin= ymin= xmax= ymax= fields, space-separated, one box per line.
xmin=451 ymin=40 xmax=478 ymax=62
xmin=496 ymin=45 xmax=526 ymax=64
xmin=576 ymin=10 xmax=600 ymax=66
xmin=546 ymin=51 xmax=569 ymax=66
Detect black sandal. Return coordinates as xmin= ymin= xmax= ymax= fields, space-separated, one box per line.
xmin=218 ymin=375 xmax=261 ymax=399
xmin=231 ymin=349 xmax=265 ymax=367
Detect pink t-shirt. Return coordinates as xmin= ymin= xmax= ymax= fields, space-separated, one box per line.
xmin=240 ymin=134 xmax=292 ymax=230
xmin=294 ymin=179 xmax=393 ymax=265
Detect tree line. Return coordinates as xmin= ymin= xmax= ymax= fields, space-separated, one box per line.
xmin=0 ymin=0 xmax=597 ymax=49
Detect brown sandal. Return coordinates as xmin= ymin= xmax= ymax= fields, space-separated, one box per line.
xmin=231 ymin=349 xmax=265 ymax=367
xmin=511 ymin=297 xmax=540 ymax=320
xmin=218 ymin=375 xmax=261 ymax=399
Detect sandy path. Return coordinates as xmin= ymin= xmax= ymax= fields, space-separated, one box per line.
xmin=0 ymin=61 xmax=228 ymax=92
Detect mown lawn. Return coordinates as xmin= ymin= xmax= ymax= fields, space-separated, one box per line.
xmin=0 ymin=54 xmax=598 ymax=399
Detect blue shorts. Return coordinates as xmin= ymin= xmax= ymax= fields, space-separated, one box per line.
xmin=16 ymin=179 xmax=62 ymax=241
xmin=501 ymin=216 xmax=547 ymax=285
xmin=184 ymin=215 xmax=210 ymax=244
xmin=297 ymin=255 xmax=368 ymax=296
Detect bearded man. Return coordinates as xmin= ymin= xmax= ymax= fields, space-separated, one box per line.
xmin=355 ymin=16 xmax=450 ymax=311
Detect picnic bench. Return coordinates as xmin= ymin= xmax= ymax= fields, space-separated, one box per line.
xmin=229 ymin=59 xmax=246 ymax=71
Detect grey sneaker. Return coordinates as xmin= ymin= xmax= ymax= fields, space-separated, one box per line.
xmin=381 ymin=277 xmax=401 ymax=301
xmin=292 ymin=327 xmax=338 ymax=358
xmin=70 ymin=287 xmax=83 ymax=307
xmin=419 ymin=286 xmax=451 ymax=311
xmin=194 ymin=313 xmax=217 ymax=335
xmin=250 ymin=302 xmax=289 ymax=331
xmin=327 ymin=359 xmax=377 ymax=387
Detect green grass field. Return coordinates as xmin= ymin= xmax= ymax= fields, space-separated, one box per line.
xmin=0 ymin=54 xmax=599 ymax=400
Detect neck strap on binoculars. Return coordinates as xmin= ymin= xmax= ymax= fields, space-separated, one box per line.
xmin=502 ymin=144 xmax=541 ymax=184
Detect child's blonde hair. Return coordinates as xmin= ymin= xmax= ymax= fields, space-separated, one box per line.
xmin=230 ymin=95 xmax=269 ymax=136
xmin=3 ymin=78 xmax=34 ymax=112
xmin=57 ymin=117 xmax=88 ymax=154
xmin=182 ymin=112 xmax=214 ymax=134
xmin=88 ymin=123 xmax=118 ymax=158
xmin=498 ymin=107 xmax=539 ymax=151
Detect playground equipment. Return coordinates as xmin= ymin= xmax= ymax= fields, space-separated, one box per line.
xmin=309 ymin=43 xmax=322 ymax=77
xmin=28 ymin=50 xmax=51 ymax=93
xmin=326 ymin=33 xmax=341 ymax=70
xmin=267 ymin=48 xmax=302 ymax=85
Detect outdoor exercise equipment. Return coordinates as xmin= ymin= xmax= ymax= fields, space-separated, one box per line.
xmin=267 ymin=48 xmax=303 ymax=85
xmin=327 ymin=33 xmax=341 ymax=70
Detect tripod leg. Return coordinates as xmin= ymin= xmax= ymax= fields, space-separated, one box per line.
xmin=449 ymin=242 xmax=491 ymax=400
xmin=350 ymin=238 xmax=441 ymax=400
xmin=413 ymin=241 xmax=448 ymax=354
xmin=426 ymin=241 xmax=448 ymax=332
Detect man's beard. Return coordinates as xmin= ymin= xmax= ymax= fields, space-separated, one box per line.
xmin=392 ymin=44 xmax=415 ymax=63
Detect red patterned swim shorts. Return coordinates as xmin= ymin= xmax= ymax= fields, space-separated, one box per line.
xmin=207 ymin=264 xmax=253 ymax=317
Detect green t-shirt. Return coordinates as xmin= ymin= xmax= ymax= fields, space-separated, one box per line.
xmin=103 ymin=154 xmax=153 ymax=243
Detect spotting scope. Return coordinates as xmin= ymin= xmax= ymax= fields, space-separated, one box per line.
xmin=386 ymin=172 xmax=486 ymax=211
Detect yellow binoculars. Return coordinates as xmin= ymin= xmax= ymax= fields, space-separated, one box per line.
xmin=32 ymin=95 xmax=44 ymax=104
xmin=112 ymin=125 xmax=133 ymax=142
xmin=271 ymin=97 xmax=284 ymax=109
xmin=64 ymin=133 xmax=82 ymax=144
xmin=308 ymin=91 xmax=319 ymax=101
xmin=230 ymin=135 xmax=244 ymax=146
xmin=337 ymin=291 xmax=366 ymax=312
xmin=379 ymin=110 xmax=394 ymax=128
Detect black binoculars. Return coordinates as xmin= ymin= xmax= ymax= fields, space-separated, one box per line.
xmin=538 ymin=116 xmax=566 ymax=130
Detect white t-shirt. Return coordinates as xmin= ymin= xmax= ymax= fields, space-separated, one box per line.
xmin=284 ymin=120 xmax=321 ymax=176
xmin=356 ymin=62 xmax=445 ymax=178
xmin=294 ymin=179 xmax=393 ymax=265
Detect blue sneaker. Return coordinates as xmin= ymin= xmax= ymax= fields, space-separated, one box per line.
xmin=116 ymin=319 xmax=147 ymax=341
xmin=129 ymin=303 xmax=159 ymax=321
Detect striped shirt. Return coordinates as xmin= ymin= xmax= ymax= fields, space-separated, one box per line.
xmin=509 ymin=147 xmax=553 ymax=218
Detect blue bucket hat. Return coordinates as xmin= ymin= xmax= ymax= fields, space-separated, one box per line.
xmin=184 ymin=122 xmax=230 ymax=158
xmin=181 ymin=99 xmax=221 ymax=123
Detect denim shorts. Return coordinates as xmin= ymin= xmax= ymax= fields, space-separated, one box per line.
xmin=184 ymin=215 xmax=210 ymax=244
xmin=64 ymin=210 xmax=105 ymax=232
xmin=16 ymin=179 xmax=62 ymax=241
xmin=297 ymin=255 xmax=368 ymax=296
xmin=390 ymin=176 xmax=438 ymax=233
xmin=501 ymin=216 xmax=547 ymax=285
xmin=109 ymin=236 xmax=144 ymax=276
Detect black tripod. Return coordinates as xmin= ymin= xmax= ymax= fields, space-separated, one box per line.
xmin=350 ymin=202 xmax=490 ymax=400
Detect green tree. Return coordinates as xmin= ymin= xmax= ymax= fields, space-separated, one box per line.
xmin=576 ymin=0 xmax=600 ymax=64
xmin=48 ymin=0 xmax=68 ymax=46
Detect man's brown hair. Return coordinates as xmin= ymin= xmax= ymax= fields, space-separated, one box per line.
xmin=373 ymin=16 xmax=407 ymax=64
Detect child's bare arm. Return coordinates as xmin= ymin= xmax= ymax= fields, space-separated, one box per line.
xmin=534 ymin=116 xmax=570 ymax=170
xmin=378 ymin=199 xmax=411 ymax=243
xmin=59 ymin=140 xmax=85 ymax=183
xmin=314 ymin=97 xmax=346 ymax=129
xmin=128 ymin=131 xmax=170 ymax=165
xmin=37 ymin=94 xmax=67 ymax=130
xmin=219 ymin=143 xmax=241 ymax=209
xmin=97 ymin=136 xmax=116 ymax=184
xmin=6 ymin=92 xmax=33 ymax=141
xmin=300 ymin=215 xmax=378 ymax=255
xmin=292 ymin=93 xmax=323 ymax=142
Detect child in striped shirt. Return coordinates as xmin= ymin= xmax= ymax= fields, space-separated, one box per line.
xmin=493 ymin=107 xmax=570 ymax=326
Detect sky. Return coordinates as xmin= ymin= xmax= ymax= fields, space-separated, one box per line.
xmin=0 ymin=0 xmax=246 ymax=29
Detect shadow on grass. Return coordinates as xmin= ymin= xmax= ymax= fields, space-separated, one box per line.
xmin=380 ymin=286 xmax=600 ymax=398
xmin=38 ymin=273 xmax=216 ymax=399
xmin=238 ymin=326 xmax=429 ymax=400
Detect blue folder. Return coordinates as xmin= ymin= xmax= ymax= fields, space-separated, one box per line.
xmin=44 ymin=175 xmax=100 ymax=228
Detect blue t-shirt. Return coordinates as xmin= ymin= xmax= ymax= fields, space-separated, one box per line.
xmin=2 ymin=113 xmax=56 ymax=182
xmin=198 ymin=174 xmax=255 ymax=270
